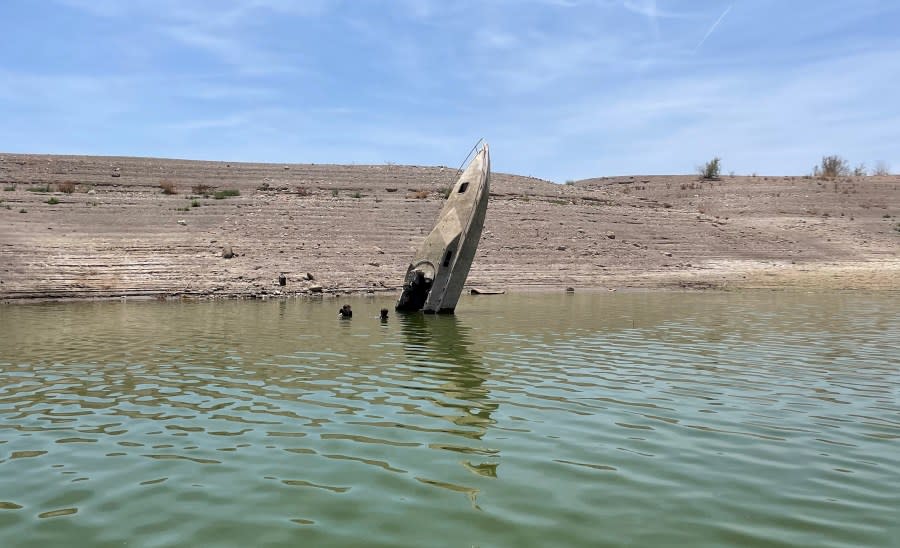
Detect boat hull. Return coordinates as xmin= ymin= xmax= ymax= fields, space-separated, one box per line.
xmin=396 ymin=144 xmax=490 ymax=314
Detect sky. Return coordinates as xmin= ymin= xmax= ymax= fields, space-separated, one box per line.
xmin=1 ymin=0 xmax=898 ymax=182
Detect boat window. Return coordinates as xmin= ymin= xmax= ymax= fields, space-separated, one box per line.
xmin=458 ymin=182 xmax=469 ymax=194
xmin=442 ymin=249 xmax=453 ymax=267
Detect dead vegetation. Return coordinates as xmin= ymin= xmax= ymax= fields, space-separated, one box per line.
xmin=191 ymin=183 xmax=213 ymax=196
xmin=814 ymin=155 xmax=850 ymax=179
xmin=698 ymin=157 xmax=721 ymax=180
xmin=159 ymin=180 xmax=177 ymax=195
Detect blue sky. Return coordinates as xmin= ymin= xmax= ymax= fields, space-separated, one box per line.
xmin=1 ymin=0 xmax=898 ymax=181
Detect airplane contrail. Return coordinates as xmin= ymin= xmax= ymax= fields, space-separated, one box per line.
xmin=696 ymin=4 xmax=733 ymax=51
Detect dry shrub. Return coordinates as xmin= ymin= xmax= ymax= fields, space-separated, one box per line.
xmin=698 ymin=157 xmax=721 ymax=180
xmin=816 ymin=155 xmax=849 ymax=179
xmin=296 ymin=186 xmax=311 ymax=196
xmin=160 ymin=180 xmax=177 ymax=195
xmin=58 ymin=181 xmax=76 ymax=194
xmin=411 ymin=190 xmax=429 ymax=199
xmin=191 ymin=183 xmax=213 ymax=196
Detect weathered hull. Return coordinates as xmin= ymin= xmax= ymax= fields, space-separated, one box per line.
xmin=396 ymin=144 xmax=490 ymax=314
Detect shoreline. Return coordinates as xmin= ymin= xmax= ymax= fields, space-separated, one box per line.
xmin=4 ymin=261 xmax=898 ymax=304
xmin=2 ymin=153 xmax=897 ymax=303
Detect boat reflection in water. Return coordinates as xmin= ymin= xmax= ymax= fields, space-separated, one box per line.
xmin=398 ymin=313 xmax=499 ymax=483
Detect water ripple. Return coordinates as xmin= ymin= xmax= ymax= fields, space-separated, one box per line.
xmin=1 ymin=293 xmax=899 ymax=547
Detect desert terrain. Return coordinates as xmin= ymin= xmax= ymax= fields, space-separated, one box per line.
xmin=0 ymin=153 xmax=897 ymax=301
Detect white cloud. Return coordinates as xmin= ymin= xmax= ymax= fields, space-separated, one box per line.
xmin=6 ymin=1 xmax=897 ymax=180
xmin=540 ymin=45 xmax=900 ymax=178
xmin=622 ymin=0 xmax=697 ymax=20
xmin=158 ymin=25 xmax=298 ymax=75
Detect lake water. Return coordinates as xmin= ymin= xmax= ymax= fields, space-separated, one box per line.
xmin=1 ymin=292 xmax=898 ymax=547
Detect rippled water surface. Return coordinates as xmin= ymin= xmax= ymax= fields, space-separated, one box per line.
xmin=1 ymin=292 xmax=899 ymax=547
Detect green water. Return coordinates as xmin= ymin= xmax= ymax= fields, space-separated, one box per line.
xmin=1 ymin=292 xmax=898 ymax=547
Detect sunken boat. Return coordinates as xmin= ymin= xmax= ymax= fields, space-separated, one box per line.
xmin=395 ymin=142 xmax=490 ymax=314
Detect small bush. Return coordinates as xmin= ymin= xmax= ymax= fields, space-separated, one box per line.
xmin=698 ymin=157 xmax=721 ymax=180
xmin=27 ymin=184 xmax=51 ymax=193
xmin=852 ymin=163 xmax=867 ymax=177
xmin=46 ymin=197 xmax=59 ymax=205
xmin=413 ymin=190 xmax=429 ymax=199
xmin=440 ymin=186 xmax=452 ymax=198
xmin=296 ymin=186 xmax=310 ymax=196
xmin=873 ymin=161 xmax=890 ymax=176
xmin=352 ymin=191 xmax=362 ymax=199
xmin=19 ymin=208 xmax=27 ymax=213
xmin=191 ymin=199 xmax=200 ymax=208
xmin=192 ymin=184 xmax=212 ymax=196
xmin=565 ymin=180 xmax=575 ymax=186
xmin=213 ymin=189 xmax=240 ymax=199
xmin=58 ymin=181 xmax=76 ymax=194
xmin=331 ymin=189 xmax=339 ymax=197
xmin=817 ymin=155 xmax=849 ymax=178
xmin=160 ymin=180 xmax=177 ymax=194
xmin=3 ymin=184 xmax=16 ymax=191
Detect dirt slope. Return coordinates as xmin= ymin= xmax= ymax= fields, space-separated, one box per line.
xmin=1 ymin=153 xmax=897 ymax=301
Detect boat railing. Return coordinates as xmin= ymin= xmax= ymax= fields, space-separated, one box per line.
xmin=449 ymin=138 xmax=486 ymax=186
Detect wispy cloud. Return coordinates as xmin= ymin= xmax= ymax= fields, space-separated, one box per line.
xmin=624 ymin=0 xmax=661 ymax=39
xmin=622 ymin=0 xmax=688 ymax=19
xmin=159 ymin=25 xmax=298 ymax=76
xmin=56 ymin=0 xmax=326 ymax=75
xmin=4 ymin=1 xmax=899 ymax=180
xmin=522 ymin=44 xmax=900 ymax=178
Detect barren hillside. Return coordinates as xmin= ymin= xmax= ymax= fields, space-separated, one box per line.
xmin=1 ymin=153 xmax=897 ymax=301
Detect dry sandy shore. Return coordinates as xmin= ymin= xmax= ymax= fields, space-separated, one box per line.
xmin=1 ymin=153 xmax=897 ymax=302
